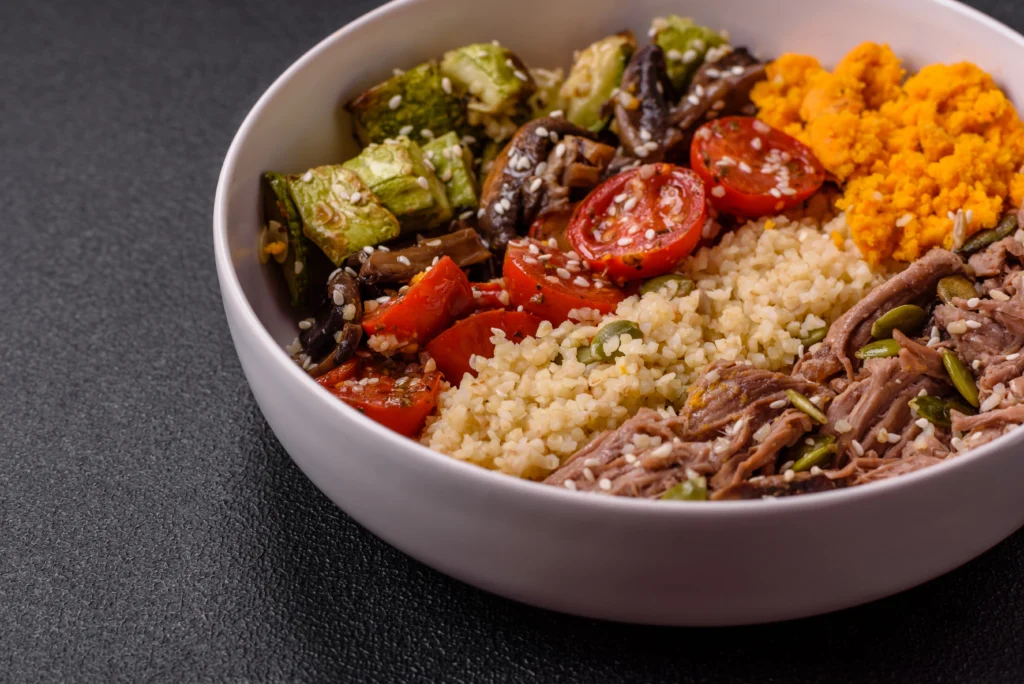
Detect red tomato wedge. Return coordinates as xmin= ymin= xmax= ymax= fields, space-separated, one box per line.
xmin=527 ymin=205 xmax=575 ymax=252
xmin=426 ymin=310 xmax=542 ymax=385
xmin=470 ymin=281 xmax=511 ymax=312
xmin=567 ymin=164 xmax=707 ymax=281
xmin=503 ymin=238 xmax=625 ymax=324
xmin=320 ymin=357 xmax=442 ymax=438
xmin=690 ymin=116 xmax=825 ymax=218
xmin=362 ymin=255 xmax=474 ymax=349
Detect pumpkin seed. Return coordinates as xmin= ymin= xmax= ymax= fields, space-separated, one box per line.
xmin=855 ymin=338 xmax=902 ymax=360
xmin=936 ymin=275 xmax=977 ymax=306
xmin=909 ymin=395 xmax=951 ymax=427
xmin=785 ymin=389 xmax=827 ymax=424
xmin=956 ymin=214 xmax=1018 ymax=256
xmin=800 ymin=326 xmax=828 ymax=346
xmin=870 ymin=304 xmax=928 ymax=339
xmin=661 ymin=475 xmax=708 ymax=501
xmin=587 ymin=320 xmax=643 ymax=362
xmin=790 ymin=434 xmax=836 ymax=472
xmin=639 ymin=274 xmax=695 ymax=297
xmin=575 ymin=345 xmax=597 ymax=365
xmin=941 ymin=349 xmax=980 ymax=408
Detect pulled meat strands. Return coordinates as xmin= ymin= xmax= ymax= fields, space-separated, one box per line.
xmin=894 ymin=329 xmax=946 ymax=380
xmin=823 ymin=357 xmax=947 ymax=463
xmin=478 ymin=117 xmax=614 ymax=252
xmin=713 ymin=471 xmax=837 ymax=500
xmin=968 ymin=236 xmax=1024 ymax=279
xmin=544 ymin=362 xmax=829 ymax=498
xmin=850 ymin=453 xmax=947 ymax=486
xmin=933 ymin=304 xmax=1020 ymax=366
xmin=795 ymin=248 xmax=964 ymax=384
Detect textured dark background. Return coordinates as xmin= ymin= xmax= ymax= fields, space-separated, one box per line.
xmin=3 ymin=0 xmax=1023 ymax=681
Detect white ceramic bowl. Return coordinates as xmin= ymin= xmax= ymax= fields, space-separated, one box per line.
xmin=214 ymin=0 xmax=1024 ymax=625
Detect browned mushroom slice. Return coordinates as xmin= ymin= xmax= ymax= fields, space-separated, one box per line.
xmin=613 ymin=44 xmax=677 ymax=163
xmin=298 ymin=270 xmax=365 ymax=377
xmin=358 ymin=228 xmax=491 ymax=285
xmin=668 ymin=47 xmax=766 ymax=154
xmin=478 ymin=117 xmax=614 ymax=252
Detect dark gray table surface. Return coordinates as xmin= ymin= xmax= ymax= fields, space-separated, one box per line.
xmin=3 ymin=0 xmax=1023 ymax=681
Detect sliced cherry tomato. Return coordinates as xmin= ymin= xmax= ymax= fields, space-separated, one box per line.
xmin=426 ymin=309 xmax=542 ymax=385
xmin=323 ymin=357 xmax=442 ymax=438
xmin=362 ymin=255 xmax=474 ymax=350
xmin=315 ymin=358 xmax=361 ymax=388
xmin=470 ymin=281 xmax=511 ymax=311
xmin=528 ymin=205 xmax=576 ymax=252
xmin=690 ymin=116 xmax=825 ymax=218
xmin=567 ymin=164 xmax=707 ymax=281
xmin=503 ymin=238 xmax=625 ymax=324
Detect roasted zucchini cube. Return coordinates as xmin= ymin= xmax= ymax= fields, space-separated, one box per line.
xmin=287 ymin=166 xmax=401 ymax=266
xmin=560 ymin=31 xmax=636 ymax=132
xmin=342 ymin=136 xmax=452 ymax=231
xmin=440 ymin=42 xmax=536 ymax=141
xmin=651 ymin=16 xmax=729 ymax=92
xmin=422 ymin=131 xmax=478 ymax=211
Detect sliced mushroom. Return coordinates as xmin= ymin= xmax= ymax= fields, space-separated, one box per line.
xmin=359 ymin=228 xmax=491 ymax=285
xmin=478 ymin=117 xmax=614 ymax=252
xmin=297 ymin=270 xmax=364 ymax=377
xmin=614 ymin=45 xmax=676 ymax=163
xmin=668 ymin=47 xmax=766 ymax=151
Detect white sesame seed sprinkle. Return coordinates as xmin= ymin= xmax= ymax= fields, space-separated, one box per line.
xmin=563 ymin=480 xmax=577 ymax=491
xmin=416 ymin=176 xmax=429 ymax=189
xmin=965 ymin=319 xmax=983 ymax=329
xmin=388 ymin=94 xmax=402 ymax=109
xmin=711 ymin=185 xmax=726 ymax=198
xmin=441 ymin=76 xmax=452 ymax=94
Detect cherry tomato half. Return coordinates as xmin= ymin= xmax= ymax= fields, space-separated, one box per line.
xmin=527 ymin=205 xmax=576 ymax=252
xmin=567 ymin=164 xmax=707 ymax=281
xmin=362 ymin=255 xmax=474 ymax=349
xmin=690 ymin=116 xmax=825 ymax=218
xmin=321 ymin=356 xmax=442 ymax=438
xmin=503 ymin=238 xmax=625 ymax=324
xmin=426 ymin=309 xmax=542 ymax=385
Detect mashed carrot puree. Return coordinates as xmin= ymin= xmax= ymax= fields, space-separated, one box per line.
xmin=751 ymin=42 xmax=1024 ymax=264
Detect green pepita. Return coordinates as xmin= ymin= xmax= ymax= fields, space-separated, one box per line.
xmin=800 ymin=326 xmax=828 ymax=347
xmin=855 ymin=338 xmax=902 ymax=360
xmin=789 ymin=434 xmax=836 ymax=472
xmin=587 ymin=320 xmax=643 ymax=363
xmin=639 ymin=274 xmax=695 ymax=297
xmin=909 ymin=395 xmax=951 ymax=428
xmin=785 ymin=389 xmax=828 ymax=424
xmin=936 ymin=275 xmax=977 ymax=306
xmin=942 ymin=349 xmax=980 ymax=408
xmin=870 ymin=304 xmax=928 ymax=340
xmin=956 ymin=214 xmax=1018 ymax=256
xmin=661 ymin=475 xmax=708 ymax=501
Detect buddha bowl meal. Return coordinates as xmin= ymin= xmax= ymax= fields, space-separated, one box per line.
xmin=256 ymin=15 xmax=1024 ymax=502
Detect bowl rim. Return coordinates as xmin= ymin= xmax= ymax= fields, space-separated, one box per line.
xmin=214 ymin=0 xmax=1024 ymax=517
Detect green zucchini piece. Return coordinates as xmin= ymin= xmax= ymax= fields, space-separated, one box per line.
xmin=287 ymin=166 xmax=400 ymax=266
xmin=560 ymin=31 xmax=636 ymax=132
xmin=261 ymin=172 xmax=310 ymax=307
xmin=440 ymin=42 xmax=535 ymax=141
xmin=344 ymin=62 xmax=467 ymax=147
xmin=528 ymin=67 xmax=566 ymax=118
xmin=342 ymin=136 xmax=453 ymax=232
xmin=422 ymin=131 xmax=478 ymax=211
xmin=651 ymin=16 xmax=728 ymax=92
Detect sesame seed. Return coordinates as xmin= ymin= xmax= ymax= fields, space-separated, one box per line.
xmin=294 ymin=261 xmax=304 ymax=274
xmin=297 ymin=319 xmax=312 ymax=330
xmin=753 ymin=120 xmax=771 ymax=134
xmin=967 ymin=297 xmax=980 ymax=308
xmin=711 ymin=185 xmax=726 ymax=198
xmin=535 ymin=126 xmax=548 ymax=138
xmin=851 ymin=440 xmax=865 ymax=456
xmin=645 ymin=229 xmax=656 ymax=240
xmin=377 ymin=245 xmax=390 ymax=252
xmin=751 ymin=137 xmax=762 ymax=150
xmin=738 ymin=161 xmax=752 ymax=173
xmin=416 ymin=176 xmax=429 ymax=189
xmin=617 ymin=237 xmax=633 ymax=246
xmin=966 ymin=320 xmax=983 ymax=329
xmin=396 ymin=255 xmax=411 ymax=266
xmin=573 ymin=276 xmax=590 ymax=287
xmin=388 ymin=95 xmax=402 ymax=109
xmin=563 ymin=480 xmax=577 ymax=491
xmin=783 ymin=469 xmax=795 ymax=482
xmin=441 ymin=76 xmax=452 ymax=94
xmin=583 ymin=467 xmax=596 ymax=482
xmin=549 ymin=109 xmax=564 ymax=118
xmin=896 ymin=213 xmax=913 ymax=227
xmin=991 ymin=290 xmax=1010 ymax=301
xmin=554 ymin=143 xmax=566 ymax=158
xmin=514 ymin=70 xmax=528 ymax=81
xmin=731 ymin=65 xmax=745 ymax=76
xmin=769 ymin=399 xmax=788 ymax=409
xmin=1008 ymin=353 xmax=1021 ymax=361
xmin=420 ymin=128 xmax=434 ymax=139
xmin=623 ymin=197 xmax=638 ymax=212
xmin=686 ymin=94 xmax=701 ymax=106
xmin=915 ymin=418 xmax=930 ymax=429
xmin=556 ymin=267 xmax=571 ymax=279
xmin=332 ymin=290 xmax=346 ymax=306
xmin=769 ymin=188 xmax=782 ymax=198
xmin=682 ymin=49 xmax=697 ymax=63
xmin=529 ymin=177 xmax=543 ymax=192
xmin=598 ymin=478 xmax=612 ymax=491
xmin=350 ymin=191 xmax=362 ymax=204
xmin=973 ymin=359 xmax=982 ymax=369
xmin=634 ymin=146 xmax=649 ymax=158
xmin=301 ymin=171 xmax=313 ymax=182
